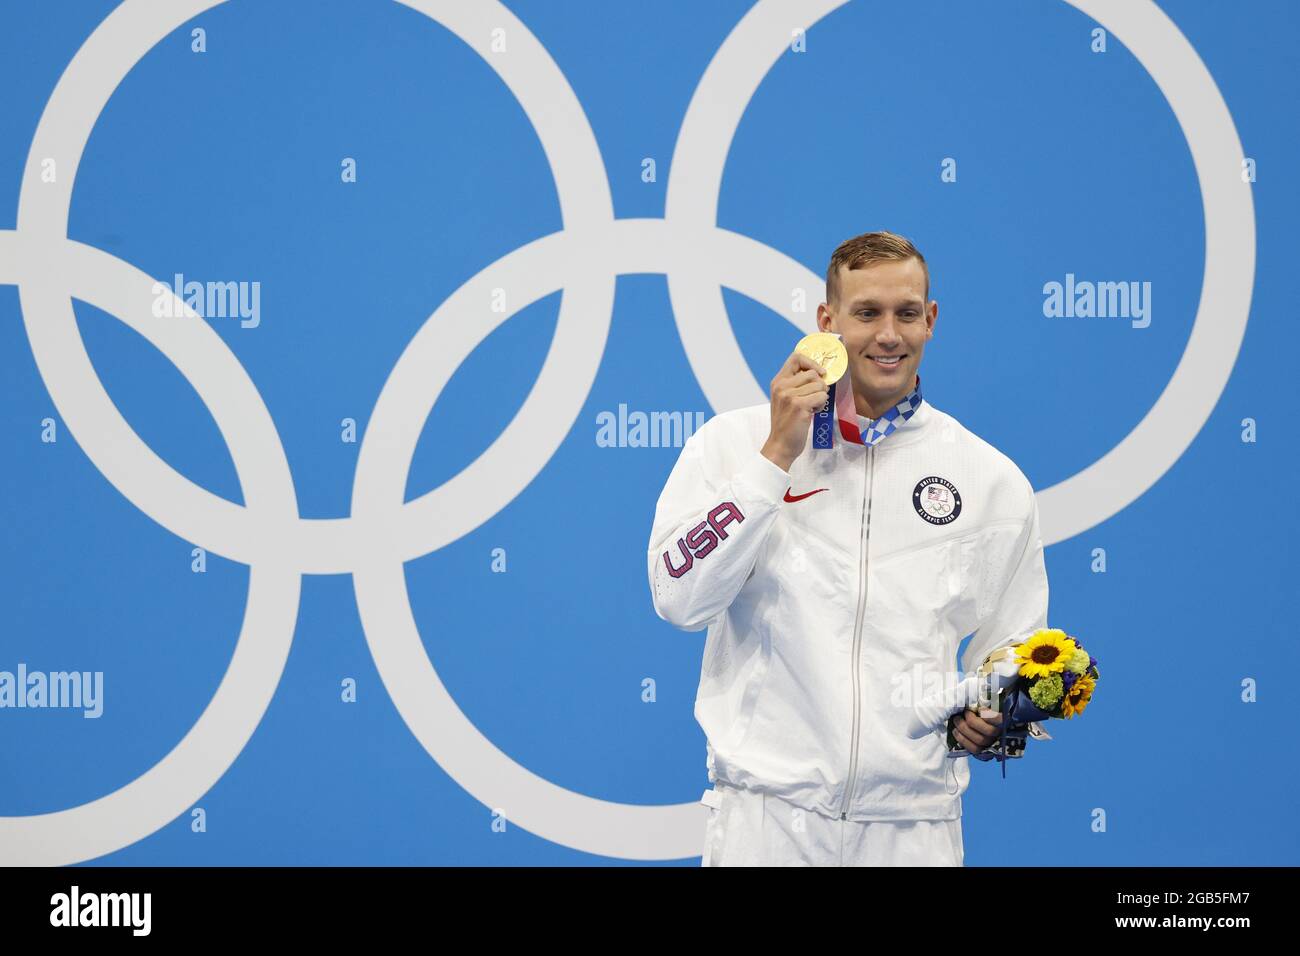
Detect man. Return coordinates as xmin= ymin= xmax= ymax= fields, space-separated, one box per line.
xmin=646 ymin=231 xmax=1049 ymax=866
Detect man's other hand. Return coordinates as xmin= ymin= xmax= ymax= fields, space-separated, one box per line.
xmin=952 ymin=708 xmax=1004 ymax=754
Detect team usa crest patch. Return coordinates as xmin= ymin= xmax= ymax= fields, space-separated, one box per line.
xmin=912 ymin=476 xmax=962 ymax=525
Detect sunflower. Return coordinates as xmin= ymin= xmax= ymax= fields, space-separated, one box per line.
xmin=1014 ymin=629 xmax=1078 ymax=679
xmin=1061 ymin=675 xmax=1095 ymax=718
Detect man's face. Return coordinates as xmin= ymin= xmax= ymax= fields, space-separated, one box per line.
xmin=816 ymin=258 xmax=936 ymax=413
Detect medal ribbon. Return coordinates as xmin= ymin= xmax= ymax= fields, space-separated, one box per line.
xmin=813 ymin=372 xmax=923 ymax=449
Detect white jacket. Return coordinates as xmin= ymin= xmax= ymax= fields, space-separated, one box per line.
xmin=646 ymin=396 xmax=1049 ymax=821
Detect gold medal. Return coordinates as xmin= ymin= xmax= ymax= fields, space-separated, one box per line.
xmin=795 ymin=332 xmax=848 ymax=384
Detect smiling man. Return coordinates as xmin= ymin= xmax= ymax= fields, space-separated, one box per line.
xmin=821 ymin=241 xmax=928 ymax=418
xmin=647 ymin=231 xmax=1049 ymax=866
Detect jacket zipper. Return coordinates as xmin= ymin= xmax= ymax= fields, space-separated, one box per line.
xmin=841 ymin=444 xmax=875 ymax=819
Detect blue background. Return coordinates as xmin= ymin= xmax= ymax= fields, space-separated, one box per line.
xmin=0 ymin=0 xmax=1296 ymax=865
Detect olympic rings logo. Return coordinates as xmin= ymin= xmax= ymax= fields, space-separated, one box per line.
xmin=0 ymin=0 xmax=1252 ymax=864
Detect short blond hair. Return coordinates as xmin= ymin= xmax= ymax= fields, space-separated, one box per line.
xmin=826 ymin=231 xmax=930 ymax=307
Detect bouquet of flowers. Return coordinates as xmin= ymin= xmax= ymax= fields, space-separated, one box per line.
xmin=945 ymin=628 xmax=1100 ymax=776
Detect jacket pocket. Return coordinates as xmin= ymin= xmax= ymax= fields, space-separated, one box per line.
xmin=725 ymin=619 xmax=773 ymax=757
xmin=698 ymin=599 xmax=775 ymax=762
xmin=943 ymin=535 xmax=982 ymax=636
xmin=947 ymin=536 xmax=975 ymax=601
xmin=872 ymin=536 xmax=968 ymax=617
xmin=867 ymin=535 xmax=980 ymax=663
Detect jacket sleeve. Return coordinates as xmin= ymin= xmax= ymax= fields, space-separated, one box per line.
xmin=905 ymin=477 xmax=1049 ymax=738
xmin=960 ymin=478 xmax=1049 ymax=678
xmin=647 ymin=423 xmax=792 ymax=632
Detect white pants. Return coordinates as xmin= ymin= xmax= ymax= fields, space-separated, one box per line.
xmin=700 ymin=782 xmax=964 ymax=867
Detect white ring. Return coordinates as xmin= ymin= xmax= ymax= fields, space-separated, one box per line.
xmin=0 ymin=244 xmax=302 ymax=866
xmin=1 ymin=0 xmax=304 ymax=866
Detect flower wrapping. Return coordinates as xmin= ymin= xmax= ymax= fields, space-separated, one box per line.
xmin=915 ymin=628 xmax=1099 ymax=778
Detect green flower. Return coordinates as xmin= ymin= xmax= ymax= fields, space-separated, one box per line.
xmin=1065 ymin=648 xmax=1091 ymax=675
xmin=1029 ymin=673 xmax=1064 ymax=709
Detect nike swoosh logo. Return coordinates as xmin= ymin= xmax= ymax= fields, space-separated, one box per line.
xmin=784 ymin=487 xmax=829 ymax=502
